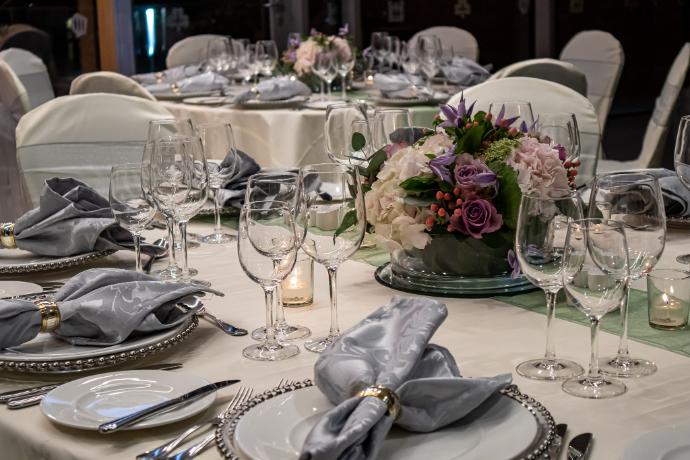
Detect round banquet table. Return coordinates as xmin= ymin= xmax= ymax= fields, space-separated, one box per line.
xmin=1 ymin=221 xmax=690 ymax=460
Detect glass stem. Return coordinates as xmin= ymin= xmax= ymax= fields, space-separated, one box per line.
xmin=589 ymin=317 xmax=602 ymax=378
xmin=263 ymin=286 xmax=278 ymax=346
xmin=327 ymin=266 xmax=339 ymax=338
xmin=166 ymin=216 xmax=177 ymax=269
xmin=543 ymin=289 xmax=558 ymax=361
xmin=179 ymin=221 xmax=189 ymax=281
xmin=341 ymin=74 xmax=347 ymax=99
xmin=320 ymin=79 xmax=324 ymax=101
xmin=616 ymin=282 xmax=631 ymax=358
xmin=326 ymin=80 xmax=332 ymax=98
xmin=272 ymin=260 xmax=287 ymax=330
xmin=133 ymin=233 xmax=142 ymax=272
xmin=213 ymin=186 xmax=222 ymax=234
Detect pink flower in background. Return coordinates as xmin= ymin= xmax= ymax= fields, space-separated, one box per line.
xmin=508 ymin=137 xmax=569 ymax=194
xmin=294 ymin=39 xmax=320 ymax=75
xmin=330 ymin=37 xmax=352 ymax=62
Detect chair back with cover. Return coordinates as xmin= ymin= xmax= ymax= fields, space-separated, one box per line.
xmin=490 ymin=58 xmax=587 ymax=96
xmin=408 ymin=26 xmax=479 ymax=61
xmin=448 ymin=77 xmax=601 ymax=186
xmin=166 ymin=34 xmax=224 ymax=69
xmin=16 ymin=93 xmax=173 ymax=205
xmin=70 ymin=71 xmax=156 ymax=100
xmin=559 ymin=30 xmax=624 ymax=131
xmin=0 ymin=24 xmax=54 ymax=76
xmin=0 ymin=48 xmax=54 ymax=110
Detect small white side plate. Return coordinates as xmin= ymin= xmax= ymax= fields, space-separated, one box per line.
xmin=41 ymin=370 xmax=215 ymax=430
xmin=0 ymin=280 xmax=42 ymax=298
xmin=623 ymin=423 xmax=690 ymax=460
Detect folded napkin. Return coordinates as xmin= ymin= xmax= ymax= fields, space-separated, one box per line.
xmin=440 ymin=57 xmax=490 ymax=86
xmin=233 ymin=76 xmax=311 ymax=104
xmin=131 ymin=65 xmax=202 ymax=85
xmin=300 ymin=296 xmax=512 ymax=460
xmin=0 ymin=268 xmax=220 ymax=349
xmin=373 ymin=73 xmax=432 ymax=99
xmin=215 ymin=150 xmax=261 ymax=208
xmin=5 ymin=177 xmax=158 ymax=257
xmin=145 ymin=71 xmax=229 ymax=95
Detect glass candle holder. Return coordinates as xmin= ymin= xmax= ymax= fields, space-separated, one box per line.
xmin=647 ymin=269 xmax=690 ymax=330
xmin=281 ymin=252 xmax=314 ymax=307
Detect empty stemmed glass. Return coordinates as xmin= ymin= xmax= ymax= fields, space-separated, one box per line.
xmin=238 ymin=201 xmax=299 ymax=361
xmin=534 ymin=112 xmax=581 ymax=163
xmin=515 ymin=189 xmax=585 ymax=380
xmin=589 ymin=172 xmax=666 ymax=378
xmin=561 ymin=218 xmax=630 ymax=398
xmin=371 ymin=108 xmax=414 ymax=151
xmin=245 ymin=172 xmax=311 ymax=342
xmin=335 ymin=50 xmax=355 ymax=100
xmin=370 ymin=31 xmax=390 ymax=72
xmin=207 ymin=37 xmax=232 ymax=74
xmin=255 ymin=40 xmax=278 ymax=78
xmin=415 ymin=34 xmax=441 ymax=91
xmin=297 ymin=164 xmax=366 ymax=352
xmin=196 ymin=123 xmax=239 ymax=244
xmin=109 ymin=163 xmax=156 ymax=272
xmin=314 ymin=52 xmax=336 ymax=100
xmin=325 ymin=102 xmax=372 ymax=165
xmin=674 ymin=115 xmax=690 ymax=263
xmin=400 ymin=41 xmax=420 ymax=76
xmin=488 ymin=101 xmax=535 ymax=131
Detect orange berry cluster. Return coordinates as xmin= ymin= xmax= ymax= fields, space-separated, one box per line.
xmin=426 ymin=187 xmax=463 ymax=229
xmin=564 ymin=159 xmax=581 ymax=186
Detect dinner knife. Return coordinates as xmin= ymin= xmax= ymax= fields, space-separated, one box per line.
xmin=98 ymin=379 xmax=240 ymax=433
xmin=549 ymin=423 xmax=568 ymax=458
xmin=567 ymin=432 xmax=593 ymax=460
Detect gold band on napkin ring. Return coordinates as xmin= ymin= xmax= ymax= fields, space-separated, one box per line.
xmin=34 ymin=299 xmax=61 ymax=333
xmin=0 ymin=223 xmax=16 ymax=249
xmin=356 ymin=385 xmax=401 ymax=419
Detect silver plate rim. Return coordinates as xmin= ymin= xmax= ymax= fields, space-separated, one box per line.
xmin=0 ymin=250 xmax=116 ymax=275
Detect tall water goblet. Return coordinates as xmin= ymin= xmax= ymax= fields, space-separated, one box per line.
xmin=325 ymin=102 xmax=372 ymax=166
xmin=349 ymin=119 xmax=374 ymax=164
xmin=207 ymin=37 xmax=231 ymax=73
xmin=370 ymin=31 xmax=389 ymax=72
xmin=109 ymin=163 xmax=156 ymax=272
xmin=239 ymin=201 xmax=299 ymax=361
xmin=371 ymin=108 xmax=414 ymax=152
xmin=674 ymin=115 xmax=690 ymax=264
xmin=245 ymin=172 xmax=311 ymax=342
xmin=196 ymin=123 xmax=239 ymax=244
xmin=386 ymin=36 xmax=401 ymax=70
xmin=589 ymin=172 xmax=665 ymax=377
xmin=561 ymin=218 xmax=630 ymax=398
xmin=335 ymin=51 xmax=355 ymax=100
xmin=314 ymin=52 xmax=336 ymax=99
xmin=297 ymin=164 xmax=366 ymax=353
xmin=488 ymin=101 xmax=535 ymax=132
xmin=400 ymin=41 xmax=420 ymax=75
xmin=245 ymin=44 xmax=260 ymax=85
xmin=415 ymin=34 xmax=441 ymax=91
xmin=256 ymin=40 xmax=278 ymax=77
xmin=515 ymin=189 xmax=585 ymax=380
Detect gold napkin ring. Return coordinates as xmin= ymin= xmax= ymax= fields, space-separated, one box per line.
xmin=356 ymin=385 xmax=401 ymax=420
xmin=34 ymin=299 xmax=61 ymax=333
xmin=0 ymin=223 xmax=16 ymax=249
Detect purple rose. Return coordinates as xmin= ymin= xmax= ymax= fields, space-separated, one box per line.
xmin=449 ymin=198 xmax=503 ymax=239
xmin=453 ymin=153 xmax=495 ymax=189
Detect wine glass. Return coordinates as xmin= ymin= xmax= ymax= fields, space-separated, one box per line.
xmin=515 ymin=189 xmax=585 ymax=380
xmin=561 ymin=218 xmax=630 ymax=398
xmin=589 ymin=172 xmax=666 ymax=378
xmin=207 ymin=37 xmax=232 ymax=73
xmin=371 ymin=108 xmax=414 ymax=152
xmin=488 ymin=101 xmax=535 ymax=132
xmin=535 ymin=112 xmax=581 ymax=163
xmin=335 ymin=50 xmax=355 ymax=100
xmin=674 ymin=115 xmax=690 ymax=263
xmin=245 ymin=172 xmax=311 ymax=342
xmin=324 ymin=102 xmax=372 ymax=165
xmin=386 ymin=36 xmax=401 ymax=70
xmin=239 ymin=201 xmax=300 ymax=361
xmin=370 ymin=31 xmax=389 ymax=72
xmin=109 ymin=163 xmax=156 ymax=272
xmin=415 ymin=34 xmax=441 ymax=91
xmin=401 ymin=41 xmax=420 ymax=75
xmin=196 ymin=123 xmax=239 ymax=244
xmin=245 ymin=44 xmax=260 ymax=85
xmin=256 ymin=40 xmax=278 ymax=77
xmin=314 ymin=52 xmax=336 ymax=100
xmin=349 ymin=119 xmax=374 ymax=165
xmin=297 ymin=164 xmax=366 ymax=352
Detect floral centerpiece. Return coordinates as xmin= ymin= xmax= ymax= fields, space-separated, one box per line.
xmin=361 ymin=96 xmax=579 ymax=278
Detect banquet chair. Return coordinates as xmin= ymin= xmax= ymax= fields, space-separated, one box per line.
xmin=408 ymin=26 xmax=479 ymax=61
xmin=559 ymin=30 xmax=624 ymax=132
xmin=69 ymin=71 xmax=156 ymax=101
xmin=166 ymin=34 xmax=224 ymax=69
xmin=16 ymin=93 xmax=173 ymax=206
xmin=490 ymin=58 xmax=587 ymax=96
xmin=448 ymin=77 xmax=600 ymax=186
xmin=598 ymin=43 xmax=690 ymax=173
xmin=0 ymin=48 xmax=54 ymax=110
xmin=0 ymin=24 xmax=55 ymax=77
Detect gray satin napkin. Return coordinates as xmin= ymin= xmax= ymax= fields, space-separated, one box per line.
xmin=300 ymin=296 xmax=512 ymax=460
xmin=216 ymin=150 xmax=261 ymax=208
xmin=441 ymin=57 xmax=490 ymax=86
xmin=0 ymin=268 xmax=220 ymax=349
xmin=233 ymin=76 xmax=311 ymax=104
xmin=373 ymin=73 xmax=431 ymax=99
xmin=145 ymin=71 xmax=228 ymax=94
xmin=131 ymin=65 xmax=202 ymax=85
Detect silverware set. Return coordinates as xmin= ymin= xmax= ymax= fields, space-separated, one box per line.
xmin=549 ymin=423 xmax=593 ymax=459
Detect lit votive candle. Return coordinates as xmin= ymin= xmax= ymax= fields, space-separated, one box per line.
xmin=647 ymin=269 xmax=690 ymax=330
xmin=366 ymin=74 xmax=374 ymax=86
xmin=281 ymin=252 xmax=314 ymax=307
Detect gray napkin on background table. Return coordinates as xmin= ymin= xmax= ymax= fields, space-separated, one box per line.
xmin=215 ymin=150 xmax=261 ymax=208
xmin=131 ymin=65 xmax=202 ymax=85
xmin=441 ymin=57 xmax=490 ymax=86
xmin=145 ymin=72 xmax=228 ymax=95
xmin=0 ymin=268 xmax=220 ymax=349
xmin=373 ymin=73 xmax=432 ymax=99
xmin=300 ymin=296 xmax=512 ymax=460
xmin=233 ymin=76 xmax=311 ymax=104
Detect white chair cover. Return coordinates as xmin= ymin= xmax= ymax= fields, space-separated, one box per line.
xmin=0 ymin=48 xmax=54 ymax=110
xmin=408 ymin=26 xmax=479 ymax=61
xmin=16 ymin=94 xmax=173 ymax=205
xmin=448 ymin=77 xmax=601 ymax=186
xmin=598 ymin=43 xmax=690 ymax=173
xmin=0 ymin=24 xmax=54 ymax=75
xmin=490 ymin=58 xmax=587 ymax=96
xmin=559 ymin=30 xmax=624 ymax=131
xmin=166 ymin=34 xmax=224 ymax=69
xmin=69 ymin=71 xmax=156 ymax=101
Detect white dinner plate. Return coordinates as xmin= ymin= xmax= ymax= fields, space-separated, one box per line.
xmin=41 ymin=370 xmax=215 ymax=430
xmin=0 ymin=280 xmax=42 ymax=298
xmin=0 ymin=248 xmax=115 ymax=274
xmin=232 ymin=386 xmax=546 ymax=460
xmin=182 ymin=96 xmax=232 ymax=105
xmin=623 ymin=423 xmax=690 ymax=460
xmin=302 ymin=99 xmax=341 ymax=110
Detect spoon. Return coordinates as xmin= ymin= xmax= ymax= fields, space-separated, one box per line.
xmin=178 ymin=298 xmax=248 ymax=336
xmin=143 ymin=238 xmax=169 ymax=274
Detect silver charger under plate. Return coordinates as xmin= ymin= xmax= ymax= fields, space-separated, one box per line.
xmin=0 ymin=249 xmax=116 ymax=275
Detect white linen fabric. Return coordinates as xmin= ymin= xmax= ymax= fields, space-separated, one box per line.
xmin=69 ymin=71 xmax=156 ymax=101
xmin=450 ymin=77 xmax=600 ymax=186
xmin=145 ymin=71 xmax=228 ymax=95
xmin=408 ymin=26 xmax=479 ymax=61
xmin=598 ymin=43 xmax=690 ymax=173
xmin=165 ymin=34 xmax=224 ymax=69
xmin=490 ymin=58 xmax=587 ymax=96
xmin=559 ymin=30 xmax=624 ymax=131
xmin=16 ymin=93 xmax=173 ymax=205
xmin=0 ymin=48 xmax=54 ymax=110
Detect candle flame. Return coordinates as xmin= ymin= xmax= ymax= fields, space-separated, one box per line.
xmin=662 ymin=293 xmax=669 ymax=305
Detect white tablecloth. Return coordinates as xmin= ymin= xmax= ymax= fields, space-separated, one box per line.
xmin=1 ymin=223 xmax=690 ymax=459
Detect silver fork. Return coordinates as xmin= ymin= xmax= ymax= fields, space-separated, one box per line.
xmin=137 ymin=386 xmax=253 ymax=460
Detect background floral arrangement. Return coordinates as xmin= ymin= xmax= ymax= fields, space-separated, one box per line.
xmin=282 ymin=25 xmax=353 ymax=76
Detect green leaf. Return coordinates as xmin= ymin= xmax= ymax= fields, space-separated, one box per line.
xmin=351 ymin=132 xmax=366 ymax=151
xmin=488 ymin=160 xmax=521 ymax=230
xmin=399 ymin=175 xmax=437 ymax=193
xmin=366 ymin=149 xmax=387 ymax=183
xmin=456 ymin=125 xmax=484 ymax=153
xmin=333 ymin=209 xmax=358 ymax=240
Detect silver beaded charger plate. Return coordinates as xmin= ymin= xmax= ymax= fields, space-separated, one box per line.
xmin=0 ymin=316 xmax=198 ymax=374
xmin=154 ymin=91 xmax=217 ymax=101
xmin=233 ymin=96 xmax=308 ymax=110
xmin=375 ymin=262 xmax=537 ymax=297
xmin=216 ymin=380 xmax=555 ymax=460
xmin=0 ymin=249 xmax=116 ymax=275
xmin=371 ymin=94 xmax=448 ymax=107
